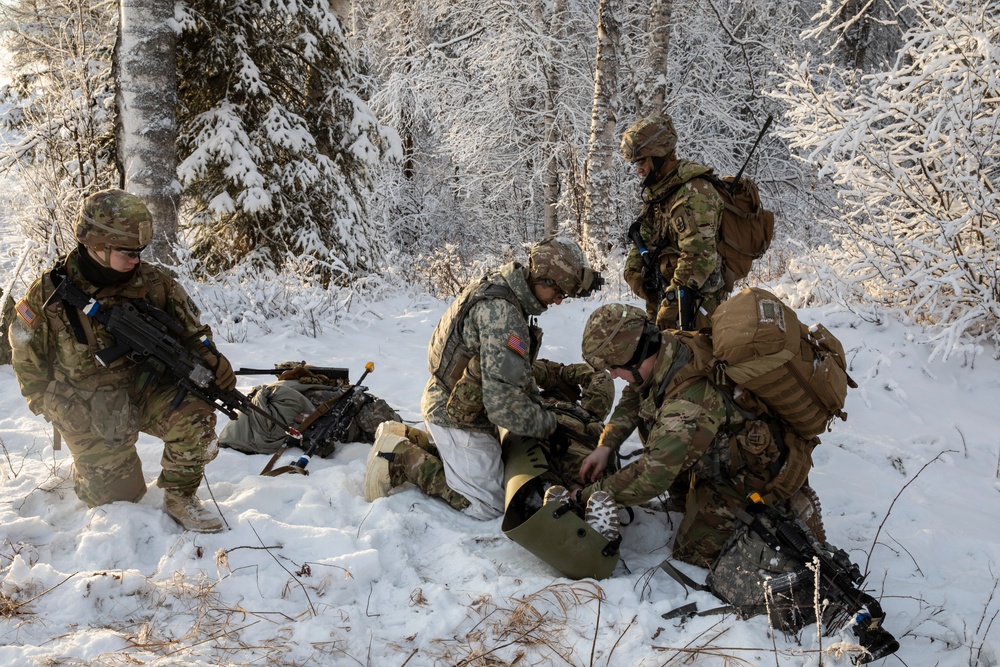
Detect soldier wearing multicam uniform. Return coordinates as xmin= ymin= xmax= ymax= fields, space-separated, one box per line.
xmin=575 ymin=303 xmax=825 ymax=567
xmin=364 ymin=237 xmax=603 ymax=520
xmin=621 ymin=114 xmax=727 ymax=330
xmin=8 ymin=189 xmax=235 ymax=533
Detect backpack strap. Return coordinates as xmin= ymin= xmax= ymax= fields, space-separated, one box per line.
xmin=48 ymin=263 xmax=89 ymax=346
xmin=657 ymin=559 xmax=738 ymax=621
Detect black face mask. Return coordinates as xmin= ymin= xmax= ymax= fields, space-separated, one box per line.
xmin=642 ymin=156 xmax=668 ymax=188
xmin=77 ymin=243 xmax=137 ymax=287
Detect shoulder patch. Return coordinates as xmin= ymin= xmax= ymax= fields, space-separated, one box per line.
xmin=506 ymin=333 xmax=528 ymax=357
xmin=15 ymin=299 xmax=36 ymax=325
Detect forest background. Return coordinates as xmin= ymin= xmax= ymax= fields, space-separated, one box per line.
xmin=0 ymin=0 xmax=995 ymax=361
xmin=0 ymin=1 xmax=997 ymax=666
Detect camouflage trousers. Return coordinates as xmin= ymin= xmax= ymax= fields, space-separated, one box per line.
xmin=670 ymin=476 xmax=747 ymax=568
xmin=670 ymin=477 xmax=825 ymax=569
xmin=55 ymin=382 xmax=218 ymax=508
xmin=388 ymin=430 xmax=471 ymax=513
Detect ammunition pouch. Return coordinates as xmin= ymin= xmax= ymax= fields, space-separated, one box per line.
xmin=501 ymin=432 xmax=620 ymax=580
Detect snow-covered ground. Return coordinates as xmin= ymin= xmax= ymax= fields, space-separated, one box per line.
xmin=0 ymin=286 xmax=997 ymax=666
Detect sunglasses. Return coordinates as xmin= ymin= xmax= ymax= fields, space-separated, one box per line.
xmin=112 ymin=246 xmax=146 ymax=259
xmin=540 ymin=279 xmax=568 ymax=300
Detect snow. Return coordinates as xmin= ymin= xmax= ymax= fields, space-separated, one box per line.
xmin=0 ymin=289 xmax=998 ymax=666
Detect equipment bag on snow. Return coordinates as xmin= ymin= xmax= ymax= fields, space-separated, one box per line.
xmin=659 ymin=500 xmax=899 ymax=665
xmin=711 ymin=287 xmax=856 ymax=439
xmin=219 ymin=373 xmax=400 ymax=456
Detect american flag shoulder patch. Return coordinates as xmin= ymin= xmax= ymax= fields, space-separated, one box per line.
xmin=506 ymin=333 xmax=528 ymax=357
xmin=15 ymin=299 xmax=35 ymax=325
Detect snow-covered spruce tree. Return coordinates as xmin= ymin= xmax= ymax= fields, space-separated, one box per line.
xmin=0 ymin=0 xmax=118 ymax=261
xmin=175 ymin=0 xmax=394 ymax=284
xmin=773 ymin=0 xmax=999 ymax=357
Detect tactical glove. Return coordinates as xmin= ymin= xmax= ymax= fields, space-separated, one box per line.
xmin=205 ymin=351 xmax=237 ymax=391
xmin=655 ymin=297 xmax=678 ymax=330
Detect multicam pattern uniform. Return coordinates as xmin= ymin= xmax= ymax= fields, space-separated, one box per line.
xmin=585 ymin=336 xmax=794 ymax=568
xmin=9 ymin=249 xmax=219 ymax=507
xmin=624 ymin=160 xmax=727 ymax=329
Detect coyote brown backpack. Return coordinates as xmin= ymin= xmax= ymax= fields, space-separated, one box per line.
xmin=654 ymin=174 xmax=775 ymax=292
xmin=711 ymin=287 xmax=856 ymax=439
xmin=702 ymin=174 xmax=775 ymax=291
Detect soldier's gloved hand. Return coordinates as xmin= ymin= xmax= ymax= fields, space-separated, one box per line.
xmin=548 ymin=422 xmax=573 ymax=458
xmin=205 ymin=351 xmax=237 ymax=391
xmin=655 ymin=297 xmax=678 ymax=330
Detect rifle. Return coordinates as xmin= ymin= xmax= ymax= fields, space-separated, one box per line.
xmin=627 ymin=218 xmax=668 ymax=304
xmin=742 ymin=495 xmax=899 ymax=664
xmin=235 ymin=365 xmax=350 ymax=381
xmin=43 ymin=275 xmax=302 ymax=446
xmin=260 ymin=361 xmax=375 ymax=476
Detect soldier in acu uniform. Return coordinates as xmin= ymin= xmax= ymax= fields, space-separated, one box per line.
xmin=8 ymin=189 xmax=235 ymax=533
xmin=621 ymin=114 xmax=728 ymax=330
xmin=364 ymin=236 xmax=603 ymax=520
xmin=573 ymin=303 xmax=825 ymax=567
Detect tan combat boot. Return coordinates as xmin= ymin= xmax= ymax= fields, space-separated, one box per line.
xmin=364 ymin=423 xmax=409 ymax=502
xmin=164 ymin=491 xmax=224 ymax=533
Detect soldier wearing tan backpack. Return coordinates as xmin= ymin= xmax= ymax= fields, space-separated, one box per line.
xmin=621 ymin=114 xmax=774 ymax=331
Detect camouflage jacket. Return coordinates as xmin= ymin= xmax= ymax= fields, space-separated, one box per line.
xmin=585 ymin=337 xmax=783 ymax=507
xmin=10 ymin=249 xmax=212 ymax=415
xmin=532 ymin=359 xmax=614 ymax=422
xmin=624 ymin=160 xmax=724 ymax=306
xmin=421 ymin=262 xmax=557 ymax=439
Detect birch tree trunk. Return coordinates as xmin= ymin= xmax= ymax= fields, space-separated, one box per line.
xmin=582 ymin=0 xmax=620 ymax=261
xmin=536 ymin=0 xmax=566 ymax=237
xmin=643 ymin=0 xmax=672 ymax=116
xmin=116 ymin=0 xmax=179 ymax=262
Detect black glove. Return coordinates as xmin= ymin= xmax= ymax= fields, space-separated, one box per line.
xmin=549 ymin=422 xmax=573 ymax=458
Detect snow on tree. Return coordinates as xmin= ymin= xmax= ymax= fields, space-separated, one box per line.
xmin=773 ymin=0 xmax=1000 ymax=357
xmin=353 ymin=0 xmax=599 ymax=271
xmin=175 ymin=0 xmax=397 ymax=284
xmin=116 ymin=0 xmax=180 ymax=263
xmin=0 ymin=0 xmax=119 ymax=263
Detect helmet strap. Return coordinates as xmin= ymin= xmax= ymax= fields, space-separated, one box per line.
xmin=619 ymin=325 xmax=661 ymax=384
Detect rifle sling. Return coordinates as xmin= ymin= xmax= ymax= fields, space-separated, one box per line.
xmin=49 ymin=265 xmax=90 ymax=346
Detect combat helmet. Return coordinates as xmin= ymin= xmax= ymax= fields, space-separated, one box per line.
xmin=75 ymin=189 xmax=153 ymax=252
xmin=582 ymin=303 xmax=666 ymax=380
xmin=528 ymin=236 xmax=604 ymax=299
xmin=620 ymin=114 xmax=677 ymax=163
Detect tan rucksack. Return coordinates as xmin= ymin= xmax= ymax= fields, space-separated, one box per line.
xmin=701 ymin=175 xmax=775 ymax=292
xmin=711 ymin=287 xmax=856 ymax=439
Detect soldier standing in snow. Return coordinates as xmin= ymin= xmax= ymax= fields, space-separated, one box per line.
xmin=621 ymin=114 xmax=728 ymax=330
xmin=8 ymin=189 xmax=233 ymax=533
xmin=364 ymin=237 xmax=605 ymax=520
